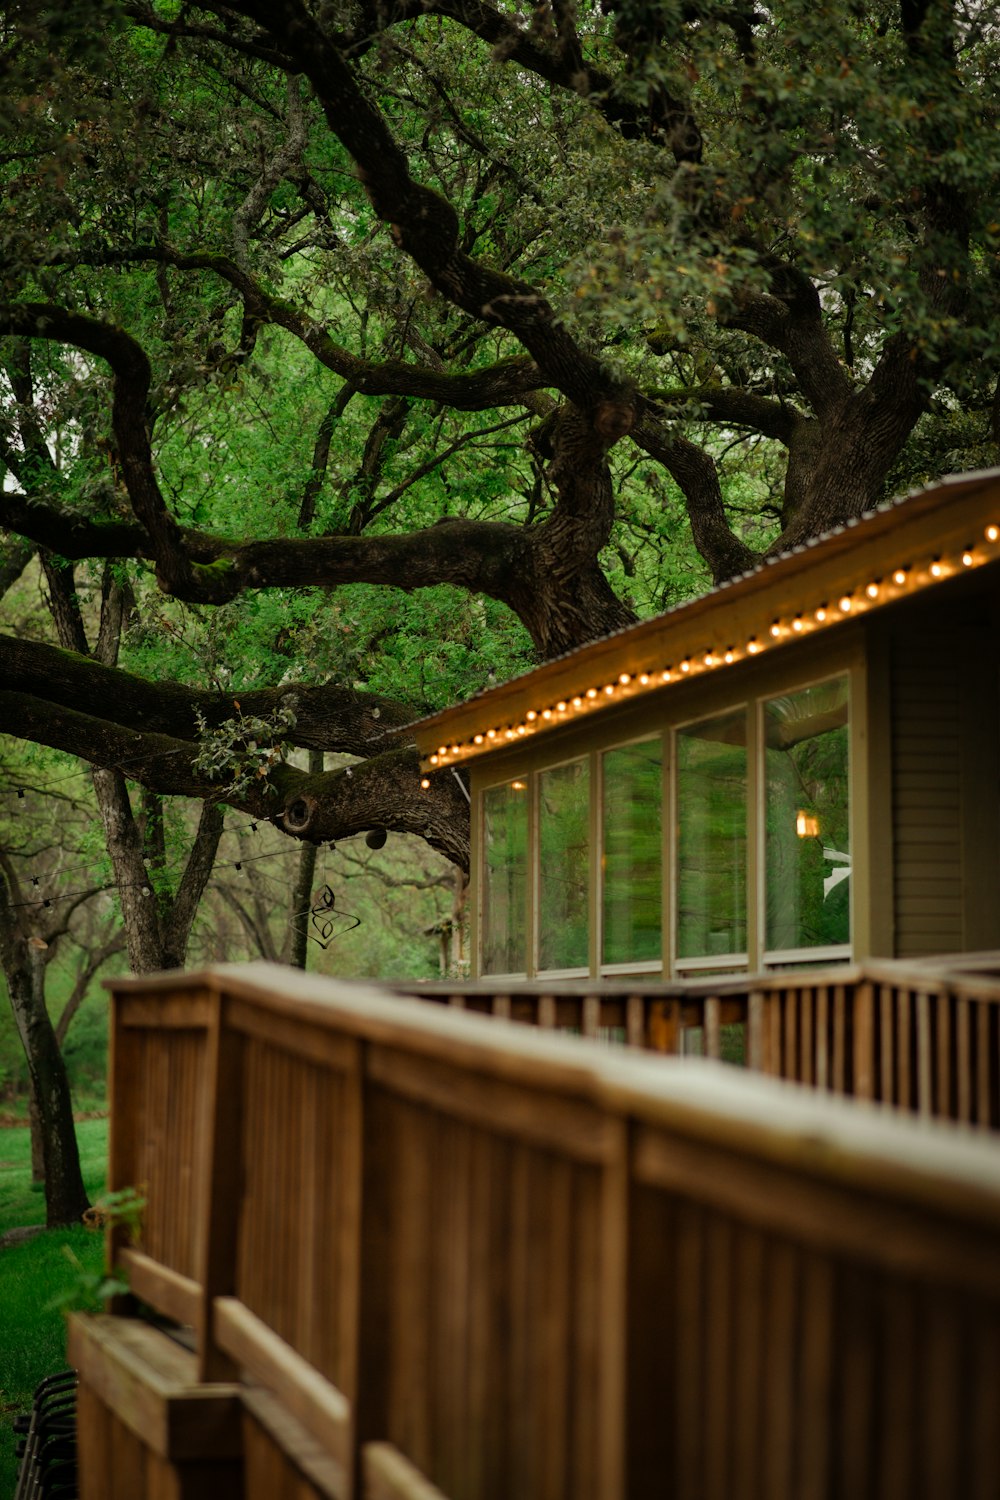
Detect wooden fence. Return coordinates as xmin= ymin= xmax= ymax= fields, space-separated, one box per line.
xmin=392 ymin=954 xmax=1000 ymax=1127
xmin=70 ymin=962 xmax=1000 ymax=1500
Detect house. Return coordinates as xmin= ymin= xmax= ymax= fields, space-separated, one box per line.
xmin=410 ymin=469 xmax=1000 ymax=979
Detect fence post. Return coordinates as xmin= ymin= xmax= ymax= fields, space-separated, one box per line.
xmin=853 ymin=982 xmax=875 ymax=1101
xmin=196 ymin=985 xmax=244 ymax=1382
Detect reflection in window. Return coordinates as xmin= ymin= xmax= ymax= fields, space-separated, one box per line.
xmin=676 ymin=710 xmax=748 ymax=958
xmin=764 ymin=677 xmax=850 ymax=952
xmin=602 ymin=741 xmax=662 ymax=965
xmin=481 ymin=780 xmax=528 ymax=974
xmin=538 ymin=759 xmax=590 ymax=971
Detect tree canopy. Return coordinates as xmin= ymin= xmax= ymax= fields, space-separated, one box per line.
xmin=1 ymin=0 xmax=998 ymax=869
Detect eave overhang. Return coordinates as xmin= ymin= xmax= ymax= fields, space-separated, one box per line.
xmin=410 ymin=469 xmax=1000 ymax=776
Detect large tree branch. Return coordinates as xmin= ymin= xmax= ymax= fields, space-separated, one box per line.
xmin=0 ymin=634 xmax=418 ymax=756
xmin=651 ymin=384 xmax=801 ymax=445
xmin=0 ymin=687 xmax=471 ymax=868
xmin=212 ymin=1 xmax=631 ymax=424
xmin=632 ymin=402 xmax=760 ymax=582
xmin=721 ymin=272 xmax=853 ymax=420
xmin=0 ymin=303 xmax=200 ymax=598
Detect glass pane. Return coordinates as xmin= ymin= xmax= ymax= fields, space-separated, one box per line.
xmin=602 ymin=740 xmax=662 ymax=965
xmin=481 ymin=780 xmax=528 ymax=974
xmin=764 ymin=677 xmax=850 ymax=952
xmin=538 ymin=759 xmax=590 ymax=971
xmin=676 ymin=710 xmax=748 ymax=958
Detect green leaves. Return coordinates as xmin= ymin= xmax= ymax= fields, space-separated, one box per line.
xmin=192 ymin=698 xmax=298 ymax=798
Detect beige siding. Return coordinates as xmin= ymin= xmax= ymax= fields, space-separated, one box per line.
xmin=891 ymin=630 xmax=964 ymax=956
xmin=889 ymin=587 xmax=1000 ymax=957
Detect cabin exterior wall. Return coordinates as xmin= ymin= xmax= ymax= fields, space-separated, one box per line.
xmin=466 ymin=571 xmax=1000 ymax=978
xmin=877 ymin=584 xmax=1000 ymax=958
xmin=468 ymin=631 xmax=867 ymax=980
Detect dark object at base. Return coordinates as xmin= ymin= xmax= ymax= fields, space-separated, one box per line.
xmin=13 ymin=1368 xmax=77 ymax=1499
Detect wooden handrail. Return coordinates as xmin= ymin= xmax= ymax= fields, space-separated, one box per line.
xmin=388 ymin=955 xmax=1000 ymax=1128
xmin=90 ymin=963 xmax=1000 ymax=1500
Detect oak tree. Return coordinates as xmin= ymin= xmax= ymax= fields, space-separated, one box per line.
xmin=1 ymin=0 xmax=997 ymax=870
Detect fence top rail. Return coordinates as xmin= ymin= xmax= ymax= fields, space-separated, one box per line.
xmin=108 ymin=963 xmax=1000 ymax=1226
xmin=386 ymin=955 xmax=1000 ymax=1001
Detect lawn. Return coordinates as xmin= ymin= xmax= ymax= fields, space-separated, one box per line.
xmin=0 ymin=1117 xmax=108 ymax=1496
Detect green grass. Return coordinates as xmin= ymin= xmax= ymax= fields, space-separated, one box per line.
xmin=0 ymin=1119 xmax=108 ymax=1496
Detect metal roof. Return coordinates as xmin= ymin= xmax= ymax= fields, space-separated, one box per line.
xmin=409 ymin=468 xmax=1000 ymax=773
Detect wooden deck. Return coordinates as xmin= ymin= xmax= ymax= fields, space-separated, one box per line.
xmin=395 ymin=953 xmax=1000 ymax=1128
xmin=69 ymin=960 xmax=1000 ymax=1498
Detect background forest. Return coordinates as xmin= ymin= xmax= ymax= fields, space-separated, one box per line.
xmin=1 ymin=0 xmax=998 ymax=1221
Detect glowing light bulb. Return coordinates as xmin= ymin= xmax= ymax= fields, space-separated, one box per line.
xmin=420 ymin=778 xmax=430 ymax=790
xmin=661 ymin=669 xmax=671 ymax=682
xmin=815 ymin=607 xmax=827 ymax=622
xmin=474 ymin=734 xmax=484 ymax=745
xmin=839 ymin=596 xmax=852 ymax=612
xmin=963 ymin=551 xmax=974 ymax=567
xmin=724 ymin=649 xmax=735 ymax=664
xmin=866 ymin=582 xmax=879 ymax=599
xmin=769 ymin=622 xmax=781 ymax=638
xmin=747 ymin=639 xmax=761 ymax=654
xmin=516 ymin=725 xmax=526 ymax=735
xmin=680 ymin=659 xmax=690 ymax=673
xmin=556 ymin=701 xmax=567 ymax=712
xmin=541 ymin=709 xmax=552 ymax=720
xmin=586 ymin=687 xmax=598 ymax=699
xmin=792 ymin=618 xmax=803 ymax=632
xmin=893 ymin=569 xmax=907 ymax=586
xmin=487 ymin=728 xmax=497 ymax=739
xmin=451 ymin=745 xmax=460 ymax=755
xmin=526 ymin=710 xmax=537 ymax=721
xmin=987 ymin=525 xmax=999 ymax=542
xmin=572 ymin=696 xmax=583 ymax=708
xmin=619 ymin=673 xmax=631 ymax=685
xmin=505 ymin=729 xmax=515 ymax=739
xmin=438 ymin=746 xmax=448 ymax=757
xmin=930 ymin=560 xmax=943 ymax=577
xmin=604 ymin=683 xmax=615 ymax=695
xmin=430 ymin=754 xmax=439 ymax=765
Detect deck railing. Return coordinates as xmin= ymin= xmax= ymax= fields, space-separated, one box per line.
xmin=391 ymin=954 xmax=1000 ymax=1128
xmin=73 ymin=962 xmax=1000 ymax=1500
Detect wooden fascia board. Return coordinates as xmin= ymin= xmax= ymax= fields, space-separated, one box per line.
xmin=412 ymin=470 xmax=1000 ymax=772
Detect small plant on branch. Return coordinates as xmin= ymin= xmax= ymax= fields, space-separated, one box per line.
xmin=192 ymin=697 xmax=298 ymax=798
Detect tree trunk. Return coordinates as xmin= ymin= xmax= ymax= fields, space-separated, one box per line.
xmin=289 ymin=751 xmax=324 ymax=970
xmin=93 ymin=767 xmax=165 ymax=973
xmin=5 ymin=949 xmax=89 ymax=1227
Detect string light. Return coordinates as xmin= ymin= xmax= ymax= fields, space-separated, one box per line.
xmin=423 ymin=526 xmax=1000 ymax=768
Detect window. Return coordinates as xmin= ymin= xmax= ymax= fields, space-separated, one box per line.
xmin=602 ymin=740 xmax=662 ymax=965
xmin=763 ymin=677 xmax=850 ymax=954
xmin=537 ymin=759 xmax=590 ymax=971
xmin=481 ymin=779 xmax=528 ymax=974
xmin=675 ymin=709 xmax=748 ymax=961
